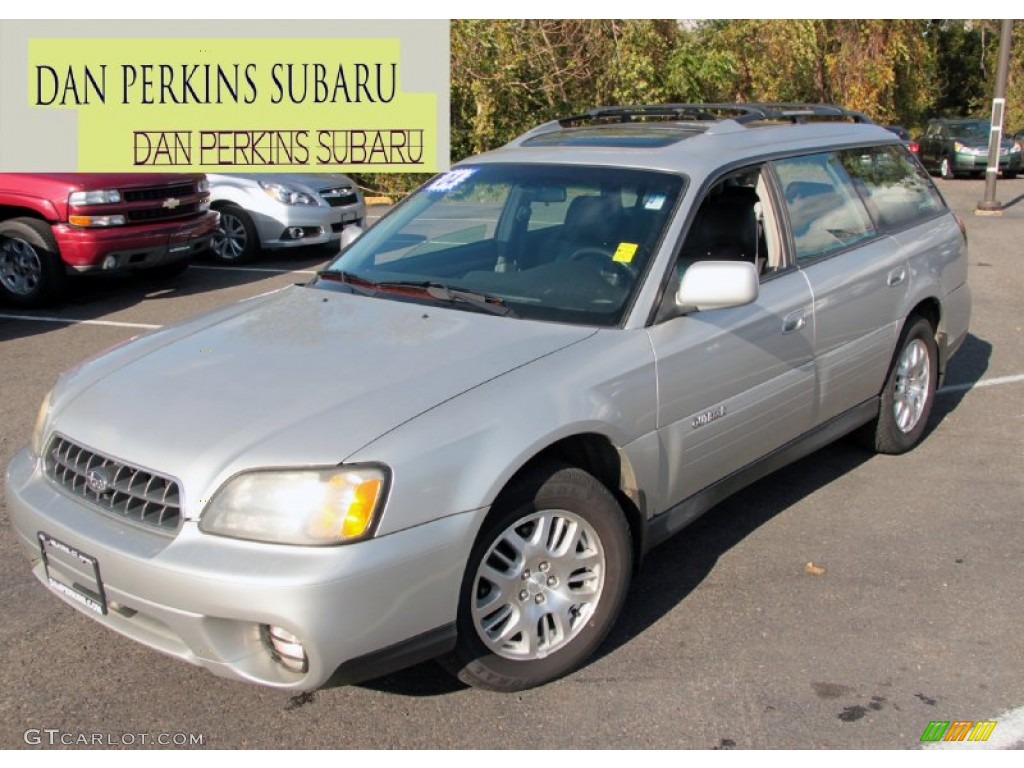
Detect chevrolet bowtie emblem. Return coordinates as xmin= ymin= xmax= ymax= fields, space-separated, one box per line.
xmin=163 ymin=197 xmax=181 ymax=209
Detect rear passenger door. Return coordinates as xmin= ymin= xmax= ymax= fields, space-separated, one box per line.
xmin=772 ymin=150 xmax=908 ymax=425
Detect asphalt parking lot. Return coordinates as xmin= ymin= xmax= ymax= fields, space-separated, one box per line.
xmin=1 ymin=184 xmax=1022 ymax=750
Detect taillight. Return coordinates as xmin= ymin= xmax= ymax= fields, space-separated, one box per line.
xmin=909 ymin=142 xmax=919 ymax=155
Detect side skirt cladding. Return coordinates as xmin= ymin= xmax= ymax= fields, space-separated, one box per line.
xmin=643 ymin=398 xmax=879 ymax=553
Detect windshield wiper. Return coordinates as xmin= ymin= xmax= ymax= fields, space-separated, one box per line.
xmin=314 ymin=273 xmax=515 ymax=316
xmin=313 ymin=269 xmax=379 ymax=295
xmin=377 ymin=280 xmax=516 ymax=316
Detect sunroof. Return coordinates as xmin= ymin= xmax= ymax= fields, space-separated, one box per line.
xmin=523 ymin=125 xmax=703 ymax=148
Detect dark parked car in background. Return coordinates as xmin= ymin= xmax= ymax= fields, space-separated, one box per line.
xmin=917 ymin=118 xmax=1021 ymax=179
xmin=884 ymin=125 xmax=919 ymax=156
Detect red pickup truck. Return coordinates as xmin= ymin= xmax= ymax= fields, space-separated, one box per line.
xmin=0 ymin=173 xmax=219 ymax=307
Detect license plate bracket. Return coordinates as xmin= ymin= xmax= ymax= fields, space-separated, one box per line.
xmin=37 ymin=532 xmax=107 ymax=615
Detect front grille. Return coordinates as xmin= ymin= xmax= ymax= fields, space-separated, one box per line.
xmin=44 ymin=435 xmax=182 ymax=532
xmin=125 ymin=202 xmax=199 ymax=223
xmin=123 ymin=183 xmax=195 ymax=203
xmin=320 ymin=188 xmax=359 ymax=207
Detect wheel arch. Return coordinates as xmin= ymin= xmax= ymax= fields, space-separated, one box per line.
xmin=490 ymin=432 xmax=647 ymax=573
xmin=0 ymin=205 xmax=56 ymax=226
xmin=908 ymin=296 xmax=940 ymax=333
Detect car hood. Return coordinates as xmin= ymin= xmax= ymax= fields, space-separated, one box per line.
xmin=50 ymin=286 xmax=596 ymax=518
xmin=208 ymin=172 xmax=358 ymax=195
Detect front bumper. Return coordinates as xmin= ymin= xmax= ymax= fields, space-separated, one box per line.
xmin=252 ymin=203 xmax=365 ymax=250
xmin=53 ymin=211 xmax=220 ymax=271
xmin=952 ymin=151 xmax=1022 ymax=174
xmin=5 ymin=447 xmax=484 ymax=690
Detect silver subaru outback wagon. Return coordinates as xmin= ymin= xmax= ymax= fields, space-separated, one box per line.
xmin=6 ymin=104 xmax=970 ymax=692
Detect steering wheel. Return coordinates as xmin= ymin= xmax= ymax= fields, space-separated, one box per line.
xmin=567 ymin=246 xmax=636 ymax=286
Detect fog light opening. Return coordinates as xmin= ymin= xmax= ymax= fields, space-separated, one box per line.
xmin=262 ymin=625 xmax=308 ymax=673
xmin=287 ymin=227 xmax=305 ymax=240
xmin=102 ymin=255 xmax=119 ymax=270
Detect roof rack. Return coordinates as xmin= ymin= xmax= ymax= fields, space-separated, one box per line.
xmin=513 ymin=103 xmax=874 ymax=144
xmin=561 ymin=103 xmax=872 ymax=126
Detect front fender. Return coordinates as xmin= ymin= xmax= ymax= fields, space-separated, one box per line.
xmin=347 ymin=328 xmax=659 ymax=538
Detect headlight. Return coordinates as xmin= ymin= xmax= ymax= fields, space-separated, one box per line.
xmin=69 ymin=189 xmax=121 ymax=205
xmin=30 ymin=389 xmax=53 ymax=458
xmin=259 ymin=181 xmax=317 ymax=206
xmin=953 ymin=141 xmax=965 ymax=153
xmin=197 ymin=178 xmax=210 ymax=193
xmin=199 ymin=466 xmax=388 ymax=545
xmin=1012 ymin=143 xmax=1022 ymax=154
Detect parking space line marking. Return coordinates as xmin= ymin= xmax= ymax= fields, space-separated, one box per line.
xmin=0 ymin=313 xmax=161 ymax=330
xmin=938 ymin=373 xmax=1024 ymax=394
xmin=189 ymin=265 xmax=319 ymax=275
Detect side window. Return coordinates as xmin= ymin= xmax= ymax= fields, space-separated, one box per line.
xmin=773 ymin=152 xmax=876 ymax=262
xmin=839 ymin=146 xmax=945 ymax=231
xmin=672 ymin=167 xmax=782 ymax=279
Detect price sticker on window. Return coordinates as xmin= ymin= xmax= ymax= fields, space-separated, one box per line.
xmin=613 ymin=242 xmax=639 ymax=263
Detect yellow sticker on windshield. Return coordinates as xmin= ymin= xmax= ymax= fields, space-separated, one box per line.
xmin=613 ymin=243 xmax=639 ymax=263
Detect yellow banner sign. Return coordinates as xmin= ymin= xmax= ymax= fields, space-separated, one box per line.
xmin=29 ymin=37 xmax=439 ymax=173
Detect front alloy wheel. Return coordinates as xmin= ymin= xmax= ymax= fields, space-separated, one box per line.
xmin=0 ymin=236 xmax=43 ymax=297
xmin=0 ymin=217 xmax=66 ymax=307
xmin=210 ymin=206 xmax=259 ymax=263
xmin=940 ymin=155 xmax=956 ymax=180
xmin=447 ymin=464 xmax=631 ymax=692
xmin=471 ymin=508 xmax=605 ymax=660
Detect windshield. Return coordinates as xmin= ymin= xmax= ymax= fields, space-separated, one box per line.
xmin=322 ymin=164 xmax=684 ymax=326
xmin=949 ymin=121 xmax=990 ymax=140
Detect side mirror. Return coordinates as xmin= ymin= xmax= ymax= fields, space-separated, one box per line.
xmin=340 ymin=225 xmax=364 ymax=250
xmin=676 ymin=261 xmax=759 ymax=313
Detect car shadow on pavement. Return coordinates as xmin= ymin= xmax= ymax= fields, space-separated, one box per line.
xmin=354 ymin=333 xmax=993 ymax=699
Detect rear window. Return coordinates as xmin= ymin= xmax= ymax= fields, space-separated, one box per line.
xmin=773 ymin=152 xmax=876 ymax=262
xmin=839 ymin=146 xmax=945 ymax=232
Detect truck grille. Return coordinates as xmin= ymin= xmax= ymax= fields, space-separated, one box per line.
xmin=320 ymin=187 xmax=359 ymax=207
xmin=123 ymin=183 xmax=196 ymax=203
xmin=126 ymin=203 xmax=199 ymax=223
xmin=44 ymin=435 xmax=182 ymax=532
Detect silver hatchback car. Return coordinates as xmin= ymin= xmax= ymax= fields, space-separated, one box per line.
xmin=6 ymin=104 xmax=970 ymax=693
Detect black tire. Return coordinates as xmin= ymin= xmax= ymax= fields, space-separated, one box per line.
xmin=143 ymin=259 xmax=190 ymax=280
xmin=861 ymin=316 xmax=938 ymax=455
xmin=939 ymin=155 xmax=956 ymax=180
xmin=1004 ymin=171 xmax=1018 ymax=180
xmin=445 ymin=464 xmax=632 ymax=692
xmin=0 ymin=217 xmax=67 ymax=307
xmin=209 ymin=205 xmax=260 ymax=263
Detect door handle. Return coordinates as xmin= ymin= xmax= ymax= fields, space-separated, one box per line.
xmin=887 ymin=267 xmax=907 ymax=286
xmin=782 ymin=309 xmax=807 ymax=333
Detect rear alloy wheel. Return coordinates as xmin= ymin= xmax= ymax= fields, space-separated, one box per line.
xmin=0 ymin=217 xmax=66 ymax=307
xmin=210 ymin=205 xmax=259 ymax=263
xmin=447 ymin=464 xmax=632 ymax=692
xmin=865 ymin=316 xmax=938 ymax=455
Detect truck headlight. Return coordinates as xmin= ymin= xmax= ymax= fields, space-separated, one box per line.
xmin=30 ymin=389 xmax=53 ymax=458
xmin=69 ymin=189 xmax=122 ymax=205
xmin=259 ymin=181 xmax=317 ymax=206
xmin=199 ymin=466 xmax=388 ymax=545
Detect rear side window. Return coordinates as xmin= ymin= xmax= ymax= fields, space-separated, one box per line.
xmin=774 ymin=152 xmax=876 ymax=262
xmin=839 ymin=146 xmax=945 ymax=231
